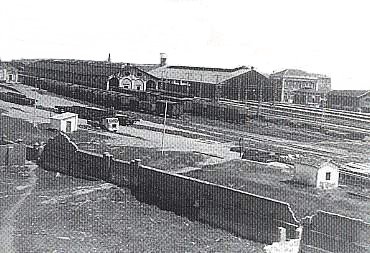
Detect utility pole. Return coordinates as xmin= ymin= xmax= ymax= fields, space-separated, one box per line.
xmin=33 ymin=80 xmax=38 ymax=128
xmin=161 ymin=101 xmax=168 ymax=155
xmin=257 ymin=80 xmax=263 ymax=122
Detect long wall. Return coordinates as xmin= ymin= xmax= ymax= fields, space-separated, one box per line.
xmin=38 ymin=133 xmax=300 ymax=244
xmin=38 ymin=133 xmax=370 ymax=251
xmin=300 ymin=211 xmax=370 ymax=253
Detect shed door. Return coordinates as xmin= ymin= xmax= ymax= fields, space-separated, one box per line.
xmin=66 ymin=121 xmax=72 ymax=133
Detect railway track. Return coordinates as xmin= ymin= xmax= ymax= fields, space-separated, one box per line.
xmin=219 ymin=99 xmax=370 ymax=134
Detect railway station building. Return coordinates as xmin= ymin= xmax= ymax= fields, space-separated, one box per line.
xmin=269 ymin=69 xmax=331 ymax=104
xmin=107 ymin=64 xmax=159 ymax=91
xmin=14 ymin=53 xmax=274 ymax=102
xmin=327 ymin=90 xmax=370 ymax=112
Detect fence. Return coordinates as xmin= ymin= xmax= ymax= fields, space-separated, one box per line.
xmin=38 ymin=133 xmax=300 ymax=244
xmin=38 ymin=133 xmax=370 ymax=251
xmin=300 ymin=211 xmax=370 ymax=253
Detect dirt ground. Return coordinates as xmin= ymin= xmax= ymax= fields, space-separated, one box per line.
xmin=1 ymin=82 xmax=370 ymax=252
xmin=1 ymin=84 xmax=266 ymax=252
xmin=0 ymin=164 xmax=264 ymax=253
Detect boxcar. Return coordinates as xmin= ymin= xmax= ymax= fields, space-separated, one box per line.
xmin=155 ymin=100 xmax=183 ymax=118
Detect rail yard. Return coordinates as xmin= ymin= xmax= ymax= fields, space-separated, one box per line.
xmin=1 ymin=61 xmax=370 ymax=253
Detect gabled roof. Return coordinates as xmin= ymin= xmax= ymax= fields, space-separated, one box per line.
xmin=0 ymin=62 xmax=18 ymax=72
xmin=328 ymin=90 xmax=370 ymax=98
xmin=271 ymin=69 xmax=330 ymax=79
xmin=148 ymin=65 xmax=251 ymax=84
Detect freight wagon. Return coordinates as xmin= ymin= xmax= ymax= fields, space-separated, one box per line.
xmin=155 ymin=100 xmax=184 ymax=118
xmin=192 ymin=99 xmax=250 ymax=123
xmin=0 ymin=91 xmax=35 ymax=106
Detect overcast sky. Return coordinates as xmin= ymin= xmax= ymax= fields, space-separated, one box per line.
xmin=1 ymin=0 xmax=369 ymax=90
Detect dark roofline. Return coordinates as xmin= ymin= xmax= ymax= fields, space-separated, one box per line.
xmin=166 ymin=65 xmax=250 ymax=73
xmin=328 ymin=90 xmax=370 ymax=98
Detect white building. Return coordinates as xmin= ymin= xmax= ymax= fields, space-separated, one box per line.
xmin=0 ymin=64 xmax=18 ymax=83
xmin=294 ymin=158 xmax=339 ymax=189
xmin=50 ymin=113 xmax=78 ymax=133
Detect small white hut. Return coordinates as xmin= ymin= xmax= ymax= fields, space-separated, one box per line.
xmin=294 ymin=158 xmax=339 ymax=189
xmin=50 ymin=112 xmax=78 ymax=133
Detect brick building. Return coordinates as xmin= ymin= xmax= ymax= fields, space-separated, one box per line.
xmin=327 ymin=90 xmax=370 ymax=112
xmin=269 ymin=69 xmax=331 ymax=103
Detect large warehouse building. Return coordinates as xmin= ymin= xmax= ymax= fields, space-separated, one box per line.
xmin=14 ymin=54 xmax=273 ymax=102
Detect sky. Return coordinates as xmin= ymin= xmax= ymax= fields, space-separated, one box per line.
xmin=1 ymin=0 xmax=369 ymax=90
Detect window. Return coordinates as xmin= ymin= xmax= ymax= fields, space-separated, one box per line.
xmin=136 ymin=72 xmax=142 ymax=77
xmin=124 ymin=72 xmax=130 ymax=76
xmin=137 ymin=86 xmax=141 ymax=90
xmin=325 ymin=172 xmax=331 ymax=180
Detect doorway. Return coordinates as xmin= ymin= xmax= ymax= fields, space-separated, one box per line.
xmin=66 ymin=121 xmax=72 ymax=133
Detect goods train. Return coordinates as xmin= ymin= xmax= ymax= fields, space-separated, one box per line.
xmin=21 ymin=75 xmax=251 ymax=122
xmin=18 ymin=74 xmax=368 ymax=141
xmin=0 ymin=91 xmax=35 ymax=106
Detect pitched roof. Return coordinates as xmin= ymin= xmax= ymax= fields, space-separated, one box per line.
xmin=271 ymin=69 xmax=329 ymax=79
xmin=0 ymin=62 xmax=18 ymax=71
xmin=328 ymin=90 xmax=370 ymax=97
xmin=148 ymin=65 xmax=251 ymax=84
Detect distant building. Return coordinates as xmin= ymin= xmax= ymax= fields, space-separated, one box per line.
xmin=270 ymin=69 xmax=331 ymax=103
xmin=50 ymin=112 xmax=78 ymax=133
xmin=148 ymin=64 xmax=273 ymax=101
xmin=293 ymin=88 xmax=326 ymax=107
xmin=16 ymin=54 xmax=274 ymax=102
xmin=327 ymin=90 xmax=370 ymax=112
xmin=0 ymin=64 xmax=18 ymax=83
xmin=294 ymin=158 xmax=339 ymax=189
xmin=107 ymin=64 xmax=158 ymax=91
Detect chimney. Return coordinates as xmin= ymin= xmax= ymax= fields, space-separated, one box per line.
xmin=160 ymin=53 xmax=167 ymax=66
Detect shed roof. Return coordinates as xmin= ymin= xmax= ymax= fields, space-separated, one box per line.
xmin=295 ymin=157 xmax=335 ymax=169
xmin=149 ymin=65 xmax=251 ymax=84
xmin=328 ymin=90 xmax=370 ymax=98
xmin=51 ymin=112 xmax=78 ymax=120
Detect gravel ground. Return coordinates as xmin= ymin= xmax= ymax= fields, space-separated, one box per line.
xmin=7 ymin=166 xmax=264 ymax=253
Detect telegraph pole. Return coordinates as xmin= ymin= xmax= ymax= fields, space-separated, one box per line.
xmin=161 ymin=101 xmax=168 ymax=155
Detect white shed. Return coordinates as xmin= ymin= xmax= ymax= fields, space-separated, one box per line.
xmin=294 ymin=158 xmax=339 ymax=189
xmin=50 ymin=112 xmax=78 ymax=133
